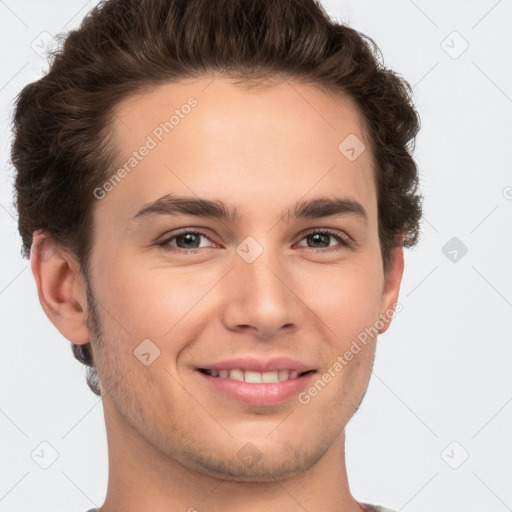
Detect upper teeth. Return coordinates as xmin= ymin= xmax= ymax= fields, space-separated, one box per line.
xmin=205 ymin=369 xmax=301 ymax=383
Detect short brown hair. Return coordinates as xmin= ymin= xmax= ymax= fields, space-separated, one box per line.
xmin=11 ymin=0 xmax=422 ymax=396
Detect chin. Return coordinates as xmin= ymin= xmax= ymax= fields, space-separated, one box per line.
xmin=175 ymin=437 xmax=329 ymax=483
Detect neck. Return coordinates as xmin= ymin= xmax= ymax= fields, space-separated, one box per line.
xmin=99 ymin=398 xmax=364 ymax=512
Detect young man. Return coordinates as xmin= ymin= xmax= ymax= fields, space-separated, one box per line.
xmin=11 ymin=0 xmax=422 ymax=510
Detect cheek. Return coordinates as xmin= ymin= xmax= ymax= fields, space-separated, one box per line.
xmin=304 ymin=260 xmax=383 ymax=342
xmin=98 ymin=258 xmax=204 ymax=338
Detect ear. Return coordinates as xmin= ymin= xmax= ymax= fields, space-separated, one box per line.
xmin=30 ymin=230 xmax=90 ymax=345
xmin=377 ymin=246 xmax=405 ymax=335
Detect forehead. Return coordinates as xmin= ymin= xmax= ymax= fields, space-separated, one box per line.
xmin=98 ymin=76 xmax=376 ymax=224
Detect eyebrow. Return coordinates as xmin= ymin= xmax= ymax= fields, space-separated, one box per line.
xmin=131 ymin=194 xmax=368 ymax=225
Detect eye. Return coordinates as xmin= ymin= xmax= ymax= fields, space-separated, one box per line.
xmin=157 ymin=229 xmax=216 ymax=251
xmin=296 ymin=229 xmax=351 ymax=251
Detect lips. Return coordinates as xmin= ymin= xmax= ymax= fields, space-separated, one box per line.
xmin=195 ymin=356 xmax=317 ymax=405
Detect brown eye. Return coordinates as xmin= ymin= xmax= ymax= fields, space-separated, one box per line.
xmin=297 ymin=230 xmax=350 ymax=251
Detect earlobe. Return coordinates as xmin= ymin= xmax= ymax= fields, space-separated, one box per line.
xmin=378 ymin=246 xmax=405 ymax=335
xmin=30 ymin=230 xmax=91 ymax=345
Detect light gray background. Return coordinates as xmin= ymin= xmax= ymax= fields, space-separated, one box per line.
xmin=1 ymin=1 xmax=511 ymax=511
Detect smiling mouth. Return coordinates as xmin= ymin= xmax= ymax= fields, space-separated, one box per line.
xmin=198 ymin=368 xmax=315 ymax=383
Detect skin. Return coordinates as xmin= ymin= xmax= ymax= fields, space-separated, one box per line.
xmin=30 ymin=75 xmax=404 ymax=512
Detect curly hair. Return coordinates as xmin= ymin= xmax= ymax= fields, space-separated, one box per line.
xmin=11 ymin=0 xmax=422 ymax=396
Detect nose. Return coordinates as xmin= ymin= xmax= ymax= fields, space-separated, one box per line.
xmin=220 ymin=244 xmax=303 ymax=340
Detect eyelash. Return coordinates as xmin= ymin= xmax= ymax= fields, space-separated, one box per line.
xmin=156 ymin=228 xmax=352 ymax=253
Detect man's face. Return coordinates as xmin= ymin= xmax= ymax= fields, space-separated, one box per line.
xmin=85 ymin=76 xmax=401 ymax=481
